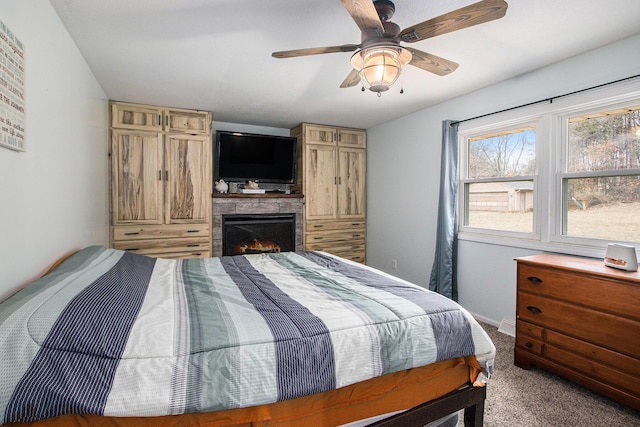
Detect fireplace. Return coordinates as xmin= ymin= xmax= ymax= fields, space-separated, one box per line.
xmin=222 ymin=213 xmax=295 ymax=256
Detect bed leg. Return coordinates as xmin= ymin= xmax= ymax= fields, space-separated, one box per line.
xmin=463 ymin=386 xmax=485 ymax=427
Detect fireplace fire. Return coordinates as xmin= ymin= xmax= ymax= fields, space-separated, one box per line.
xmin=222 ymin=214 xmax=295 ymax=256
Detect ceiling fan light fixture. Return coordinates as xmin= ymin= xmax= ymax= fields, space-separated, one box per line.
xmin=350 ymin=46 xmax=412 ymax=94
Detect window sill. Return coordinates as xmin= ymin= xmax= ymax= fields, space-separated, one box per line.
xmin=457 ymin=231 xmax=612 ymax=259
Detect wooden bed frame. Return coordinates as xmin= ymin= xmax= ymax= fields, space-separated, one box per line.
xmin=370 ymin=383 xmax=486 ymax=427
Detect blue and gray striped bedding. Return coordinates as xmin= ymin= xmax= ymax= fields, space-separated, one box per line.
xmin=0 ymin=246 xmax=495 ymax=424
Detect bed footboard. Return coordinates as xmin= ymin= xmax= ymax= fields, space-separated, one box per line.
xmin=366 ymin=383 xmax=486 ymax=427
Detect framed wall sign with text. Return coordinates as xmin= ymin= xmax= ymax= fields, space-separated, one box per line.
xmin=0 ymin=19 xmax=25 ymax=152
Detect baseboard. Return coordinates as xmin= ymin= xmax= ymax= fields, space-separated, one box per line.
xmin=467 ymin=312 xmax=515 ymax=337
xmin=497 ymin=318 xmax=516 ymax=336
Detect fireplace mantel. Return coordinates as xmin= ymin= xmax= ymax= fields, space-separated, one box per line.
xmin=212 ymin=195 xmax=304 ymax=257
xmin=213 ymin=193 xmax=303 ymax=199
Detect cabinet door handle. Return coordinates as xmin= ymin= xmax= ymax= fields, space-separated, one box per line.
xmin=526 ymin=306 xmax=542 ymax=314
xmin=165 ymin=170 xmax=169 ymax=181
xmin=525 ymin=342 xmax=533 ymax=349
xmin=527 ymin=276 xmax=543 ymax=284
xmin=158 ymin=170 xmax=163 ymax=181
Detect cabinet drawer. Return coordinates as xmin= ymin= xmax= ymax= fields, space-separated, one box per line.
xmin=305 ymin=240 xmax=365 ymax=253
xmin=113 ymin=237 xmax=210 ymax=253
xmin=305 ymin=230 xmax=366 ymax=244
xmin=517 ymin=292 xmax=640 ymax=358
xmin=544 ymin=344 xmax=640 ymax=396
xmin=113 ymin=224 xmax=210 ymax=241
xmin=136 ymin=250 xmax=211 ymax=259
xmin=546 ymin=329 xmax=640 ymax=377
xmin=518 ymin=264 xmax=639 ymax=320
xmin=325 ymin=249 xmax=366 ymax=264
xmin=306 ymin=220 xmax=365 ymax=232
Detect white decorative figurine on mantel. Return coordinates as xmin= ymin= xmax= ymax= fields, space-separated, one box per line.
xmin=215 ymin=179 xmax=229 ymax=193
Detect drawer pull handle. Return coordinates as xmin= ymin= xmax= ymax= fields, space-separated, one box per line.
xmin=527 ymin=276 xmax=543 ymax=284
xmin=187 ymin=244 xmax=200 ymax=247
xmin=125 ymin=248 xmax=140 ymax=251
xmin=186 ymin=230 xmax=201 ymax=233
xmin=124 ymin=232 xmax=140 ymax=236
xmin=526 ymin=306 xmax=542 ymax=314
xmin=525 ymin=342 xmax=533 ymax=349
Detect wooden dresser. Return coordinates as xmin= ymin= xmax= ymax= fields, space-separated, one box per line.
xmin=514 ymin=254 xmax=640 ymax=410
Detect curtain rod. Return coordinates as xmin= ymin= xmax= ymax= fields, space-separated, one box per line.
xmin=450 ymin=73 xmax=640 ymax=126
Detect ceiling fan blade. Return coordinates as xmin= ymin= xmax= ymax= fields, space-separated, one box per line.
xmin=406 ymin=47 xmax=459 ymax=76
xmin=340 ymin=68 xmax=361 ymax=88
xmin=272 ymin=44 xmax=360 ymax=59
xmin=341 ymin=0 xmax=385 ymax=37
xmin=400 ymin=0 xmax=508 ymax=43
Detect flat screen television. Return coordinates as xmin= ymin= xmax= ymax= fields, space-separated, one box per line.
xmin=214 ymin=131 xmax=298 ymax=184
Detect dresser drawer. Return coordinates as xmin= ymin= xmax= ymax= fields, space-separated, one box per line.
xmin=305 ymin=230 xmax=366 ymax=244
xmin=516 ymin=319 xmax=544 ymax=339
xmin=518 ymin=263 xmax=639 ymax=320
xmin=517 ymin=292 xmax=640 ymax=358
xmin=147 ymin=251 xmax=211 ymax=259
xmin=112 ymin=237 xmax=210 ymax=255
xmin=305 ymin=240 xmax=366 ymax=253
xmin=544 ymin=344 xmax=640 ymax=396
xmin=113 ymin=224 xmax=210 ymax=241
xmin=516 ymin=333 xmax=544 ymax=355
xmin=306 ymin=220 xmax=365 ymax=232
xmin=546 ymin=329 xmax=640 ymax=377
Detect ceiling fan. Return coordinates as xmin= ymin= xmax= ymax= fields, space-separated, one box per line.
xmin=272 ymin=0 xmax=508 ymax=94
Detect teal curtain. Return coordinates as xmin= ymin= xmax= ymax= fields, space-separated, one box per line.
xmin=429 ymin=120 xmax=459 ymax=300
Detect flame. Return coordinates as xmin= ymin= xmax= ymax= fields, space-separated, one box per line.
xmin=235 ymin=239 xmax=281 ymax=254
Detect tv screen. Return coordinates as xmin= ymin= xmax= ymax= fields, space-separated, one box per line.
xmin=214 ymin=131 xmax=297 ymax=184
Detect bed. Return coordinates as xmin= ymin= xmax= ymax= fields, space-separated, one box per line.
xmin=0 ymin=246 xmax=495 ymax=426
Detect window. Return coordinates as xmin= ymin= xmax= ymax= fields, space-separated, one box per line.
xmin=562 ymin=105 xmax=640 ymax=242
xmin=463 ymin=126 xmax=536 ymax=234
xmin=458 ymin=79 xmax=640 ymax=256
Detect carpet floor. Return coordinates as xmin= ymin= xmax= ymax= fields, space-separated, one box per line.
xmin=457 ymin=323 xmax=640 ymax=426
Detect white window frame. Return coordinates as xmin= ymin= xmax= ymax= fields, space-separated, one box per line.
xmin=457 ymin=78 xmax=640 ymax=258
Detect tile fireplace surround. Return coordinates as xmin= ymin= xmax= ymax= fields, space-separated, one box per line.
xmin=212 ymin=194 xmax=304 ymax=257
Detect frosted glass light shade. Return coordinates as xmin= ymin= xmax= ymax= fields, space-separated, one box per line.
xmin=350 ymin=46 xmax=412 ymax=93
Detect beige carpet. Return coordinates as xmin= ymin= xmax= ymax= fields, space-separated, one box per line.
xmin=457 ymin=323 xmax=640 ymax=426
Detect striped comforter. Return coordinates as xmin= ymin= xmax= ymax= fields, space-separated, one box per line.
xmin=0 ymin=246 xmax=495 ymax=424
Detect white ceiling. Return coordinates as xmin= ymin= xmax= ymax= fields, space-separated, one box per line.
xmin=50 ymin=0 xmax=640 ymax=130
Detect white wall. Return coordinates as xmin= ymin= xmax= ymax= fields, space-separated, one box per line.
xmin=366 ymin=34 xmax=640 ymax=326
xmin=0 ymin=0 xmax=108 ymax=301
